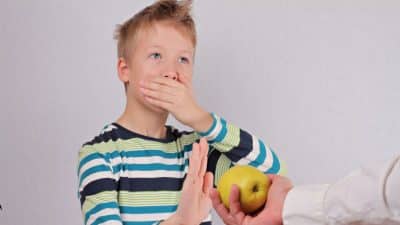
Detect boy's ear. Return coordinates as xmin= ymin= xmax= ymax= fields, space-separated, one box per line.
xmin=117 ymin=57 xmax=130 ymax=84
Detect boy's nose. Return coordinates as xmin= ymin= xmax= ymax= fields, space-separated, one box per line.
xmin=162 ymin=72 xmax=178 ymax=81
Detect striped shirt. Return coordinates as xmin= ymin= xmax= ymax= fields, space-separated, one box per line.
xmin=77 ymin=113 xmax=284 ymax=225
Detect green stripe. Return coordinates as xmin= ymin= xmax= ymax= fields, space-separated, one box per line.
xmin=119 ymin=191 xmax=180 ymax=207
xmin=212 ymin=124 xmax=240 ymax=152
xmin=82 ymin=191 xmax=118 ymax=212
xmin=80 ymin=137 xmax=193 ymax=158
xmin=215 ymin=154 xmax=233 ymax=186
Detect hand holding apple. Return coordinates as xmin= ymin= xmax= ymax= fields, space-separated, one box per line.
xmin=210 ymin=174 xmax=293 ymax=225
xmin=217 ymin=165 xmax=270 ymax=214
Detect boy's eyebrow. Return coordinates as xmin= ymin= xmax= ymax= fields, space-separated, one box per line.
xmin=147 ymin=45 xmax=194 ymax=55
xmin=180 ymin=49 xmax=194 ymax=55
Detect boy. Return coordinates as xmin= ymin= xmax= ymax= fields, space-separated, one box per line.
xmin=77 ymin=1 xmax=284 ymax=225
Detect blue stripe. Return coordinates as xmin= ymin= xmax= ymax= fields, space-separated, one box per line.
xmin=92 ymin=214 xmax=121 ymax=225
xmin=211 ymin=118 xmax=227 ymax=143
xmin=249 ymin=140 xmax=267 ymax=169
xmin=183 ymin=145 xmax=193 ymax=153
xmin=121 ymin=150 xmax=186 ymax=159
xmin=79 ymin=147 xmax=194 ymax=182
xmin=79 ymin=149 xmax=191 ymax=177
xmin=85 ymin=202 xmax=119 ymax=224
xmin=266 ymin=147 xmax=281 ymax=174
xmin=120 ymin=205 xmax=177 ymax=214
xmin=78 ymin=152 xmax=104 ymax=176
xmin=124 ymin=222 xmax=158 ymax=225
xmin=112 ymin=164 xmax=122 ymax=174
xmin=198 ymin=113 xmax=217 ymax=137
xmin=124 ymin=160 xmax=187 ymax=172
xmin=80 ymin=149 xmax=190 ymax=170
xmin=79 ymin=164 xmax=111 ymax=186
xmin=110 ymin=158 xmax=189 ymax=174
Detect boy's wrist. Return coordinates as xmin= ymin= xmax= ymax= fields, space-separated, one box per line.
xmin=160 ymin=213 xmax=194 ymax=225
xmin=159 ymin=213 xmax=181 ymax=225
xmin=189 ymin=108 xmax=214 ymax=133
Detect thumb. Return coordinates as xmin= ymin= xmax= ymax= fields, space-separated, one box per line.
xmin=203 ymin=172 xmax=214 ymax=195
xmin=267 ymin=174 xmax=281 ymax=183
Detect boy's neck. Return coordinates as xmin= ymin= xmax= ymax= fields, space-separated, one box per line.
xmin=116 ymin=98 xmax=169 ymax=139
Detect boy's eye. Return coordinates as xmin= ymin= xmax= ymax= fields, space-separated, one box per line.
xmin=149 ymin=52 xmax=161 ymax=60
xmin=178 ymin=57 xmax=190 ymax=64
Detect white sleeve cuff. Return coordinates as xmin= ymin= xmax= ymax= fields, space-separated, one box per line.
xmin=283 ymin=184 xmax=329 ymax=225
xmin=197 ymin=113 xmax=225 ymax=142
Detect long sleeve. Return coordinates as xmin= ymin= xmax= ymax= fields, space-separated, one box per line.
xmin=197 ymin=113 xmax=286 ymax=185
xmin=283 ymin=155 xmax=400 ymax=225
xmin=77 ymin=145 xmax=123 ymax=225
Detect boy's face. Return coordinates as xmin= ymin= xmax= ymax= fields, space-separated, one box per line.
xmin=119 ymin=21 xmax=195 ymax=113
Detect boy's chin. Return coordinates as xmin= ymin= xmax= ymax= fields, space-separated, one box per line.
xmin=144 ymin=101 xmax=169 ymax=114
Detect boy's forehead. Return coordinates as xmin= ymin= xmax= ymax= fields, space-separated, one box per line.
xmin=134 ymin=22 xmax=195 ymax=51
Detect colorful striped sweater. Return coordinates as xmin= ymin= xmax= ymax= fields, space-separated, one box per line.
xmin=77 ymin=113 xmax=284 ymax=225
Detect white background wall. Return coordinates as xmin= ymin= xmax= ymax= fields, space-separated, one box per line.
xmin=1 ymin=1 xmax=399 ymax=224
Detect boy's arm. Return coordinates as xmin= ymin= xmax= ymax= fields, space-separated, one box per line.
xmin=77 ymin=145 xmax=123 ymax=225
xmin=194 ymin=113 xmax=285 ymax=185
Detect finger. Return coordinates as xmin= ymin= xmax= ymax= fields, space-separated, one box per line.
xmin=200 ymin=137 xmax=209 ymax=152
xmin=229 ymin=184 xmax=245 ymax=221
xmin=210 ymin=188 xmax=232 ymax=220
xmin=188 ymin=143 xmax=200 ymax=178
xmin=203 ymin=172 xmax=214 ymax=195
xmin=140 ymin=87 xmax=175 ymax=104
xmin=149 ymin=76 xmax=182 ymax=89
xmin=266 ymin=173 xmax=280 ymax=181
xmin=140 ymin=80 xmax=162 ymax=90
xmin=141 ymin=82 xmax=178 ymax=96
xmin=143 ymin=96 xmax=173 ymax=111
xmin=198 ymin=138 xmax=208 ymax=177
xmin=140 ymin=79 xmax=179 ymax=96
xmin=267 ymin=174 xmax=293 ymax=188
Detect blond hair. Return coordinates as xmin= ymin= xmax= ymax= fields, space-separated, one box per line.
xmin=114 ymin=0 xmax=196 ymax=61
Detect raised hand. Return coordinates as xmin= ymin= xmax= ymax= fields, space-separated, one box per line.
xmin=166 ymin=138 xmax=214 ymax=225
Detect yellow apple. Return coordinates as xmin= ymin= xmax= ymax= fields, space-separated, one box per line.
xmin=217 ymin=165 xmax=270 ymax=214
